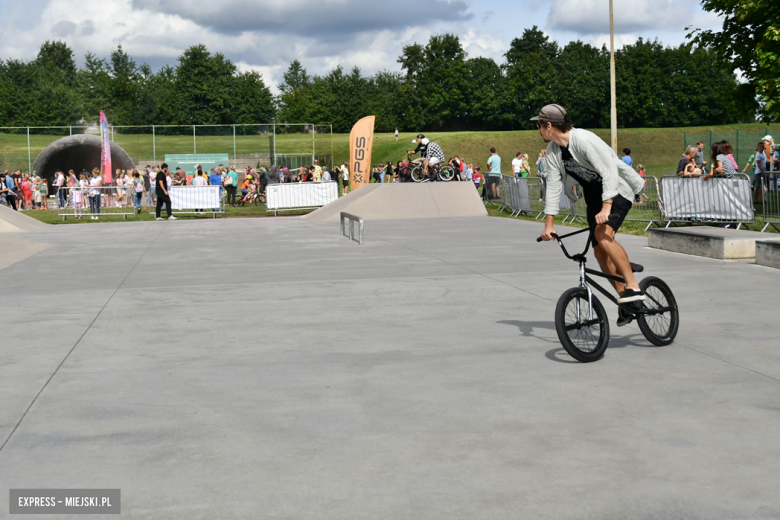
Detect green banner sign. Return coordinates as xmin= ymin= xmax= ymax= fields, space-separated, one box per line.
xmin=164 ymin=154 xmax=229 ymax=175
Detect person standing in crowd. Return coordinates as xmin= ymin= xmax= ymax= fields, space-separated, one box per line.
xmin=341 ymin=162 xmax=350 ymax=195
xmin=268 ymin=166 xmax=279 ymax=184
xmin=695 ymin=141 xmax=708 ymax=174
xmin=395 ymin=129 xmax=399 ymax=141
xmin=0 ymin=172 xmax=10 ymax=208
xmin=385 ymin=161 xmax=394 ymax=183
xmin=208 ymin=167 xmax=222 ymax=195
xmin=225 ymin=167 xmax=238 ymax=205
xmin=3 ymin=170 xmax=17 ymax=210
xmin=751 ymin=142 xmax=766 ymax=203
xmin=448 ymin=156 xmax=462 ymax=181
xmin=155 ymin=163 xmax=176 ymax=220
xmin=486 ymin=147 xmax=501 ymax=199
xmin=313 ymin=160 xmax=322 ymax=182
xmin=87 ymin=168 xmax=102 ymax=219
xmin=54 ymin=169 xmax=66 ymax=209
xmin=321 ymin=167 xmax=331 ymax=182
xmin=621 ymin=148 xmax=633 ymax=168
xmin=512 ymin=153 xmax=524 ymax=178
xmin=131 ymin=170 xmax=144 ymax=213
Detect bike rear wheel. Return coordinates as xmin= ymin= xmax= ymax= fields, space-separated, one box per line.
xmin=636 ymin=276 xmax=679 ymax=346
xmin=410 ymin=166 xmax=426 ymax=183
xmin=397 ymin=166 xmax=412 ymax=182
xmin=555 ymin=288 xmax=609 ymax=362
xmin=438 ymin=165 xmax=455 ymax=181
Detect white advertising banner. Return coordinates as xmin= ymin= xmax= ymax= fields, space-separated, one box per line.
xmin=169 ymin=186 xmax=221 ymax=209
xmin=266 ymin=181 xmax=339 ymax=210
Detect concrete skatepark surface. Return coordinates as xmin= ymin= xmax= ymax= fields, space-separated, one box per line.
xmin=1 ymin=216 xmax=779 ymax=519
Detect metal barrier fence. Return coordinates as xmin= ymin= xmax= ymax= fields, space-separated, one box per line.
xmin=265 ymin=181 xmax=339 ymax=216
xmin=340 ymin=212 xmax=364 ymax=245
xmin=58 ymin=186 xmax=136 ymax=220
xmin=761 ymin=173 xmax=780 ymax=232
xmin=147 ymin=185 xmax=224 ymax=218
xmin=659 ymin=174 xmax=754 ymax=228
xmin=502 ymin=175 xmax=546 ymax=218
xmin=567 ymin=175 xmax=662 ymax=230
xmin=482 ymin=174 xmax=505 ymax=208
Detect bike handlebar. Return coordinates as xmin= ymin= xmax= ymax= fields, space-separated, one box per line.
xmin=536 ymin=215 xmax=621 ymax=260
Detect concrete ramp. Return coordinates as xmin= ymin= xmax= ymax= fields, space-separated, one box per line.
xmin=303 ymin=182 xmax=487 ymax=223
xmin=0 ymin=235 xmax=53 ymax=270
xmin=0 ymin=205 xmax=49 ymax=233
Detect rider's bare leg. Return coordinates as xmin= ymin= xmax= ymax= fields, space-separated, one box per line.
xmin=593 ymin=224 xmax=640 ymax=295
xmin=423 ymin=158 xmax=430 ymax=176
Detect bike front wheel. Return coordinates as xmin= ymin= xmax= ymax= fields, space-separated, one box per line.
xmin=636 ymin=276 xmax=679 ymax=346
xmin=438 ymin=165 xmax=455 ymax=181
xmin=555 ymin=288 xmax=610 ymax=362
xmin=410 ymin=166 xmax=426 ymax=183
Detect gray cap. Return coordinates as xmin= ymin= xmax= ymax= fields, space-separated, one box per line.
xmin=530 ymin=104 xmax=567 ymax=123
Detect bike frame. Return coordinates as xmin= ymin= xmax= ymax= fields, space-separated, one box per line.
xmin=544 ymin=227 xmax=673 ymax=320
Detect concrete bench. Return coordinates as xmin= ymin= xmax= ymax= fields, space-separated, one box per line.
xmin=648 ymin=227 xmax=780 ymax=259
xmin=756 ymin=240 xmax=780 ymax=269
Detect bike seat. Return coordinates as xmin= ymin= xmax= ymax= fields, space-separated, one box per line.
xmin=630 ymin=262 xmax=644 ymax=273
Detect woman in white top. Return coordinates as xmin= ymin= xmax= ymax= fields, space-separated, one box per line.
xmin=341 ymin=163 xmax=349 ymax=195
xmin=88 ymin=168 xmax=102 ymax=219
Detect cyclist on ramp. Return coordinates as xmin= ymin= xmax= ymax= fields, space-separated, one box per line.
xmin=408 ymin=135 xmax=446 ymax=181
xmin=535 ymin=104 xmax=646 ymax=326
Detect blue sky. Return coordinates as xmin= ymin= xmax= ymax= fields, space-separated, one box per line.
xmin=0 ymin=0 xmax=722 ymax=92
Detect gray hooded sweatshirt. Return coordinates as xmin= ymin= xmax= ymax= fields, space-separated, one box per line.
xmin=543 ymin=128 xmax=644 ymax=216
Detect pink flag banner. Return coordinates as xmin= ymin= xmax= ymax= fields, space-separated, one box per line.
xmin=100 ymin=110 xmax=112 ymax=183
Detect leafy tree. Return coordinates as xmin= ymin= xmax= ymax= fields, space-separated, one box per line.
xmin=504 ymin=26 xmax=560 ymax=128
xmin=278 ymin=60 xmax=312 ymax=123
xmin=554 ymin=42 xmax=609 ymax=128
xmin=690 ymin=0 xmax=777 ymax=120
xmin=398 ymin=34 xmax=469 ymax=130
xmin=465 ymin=57 xmax=511 ymax=130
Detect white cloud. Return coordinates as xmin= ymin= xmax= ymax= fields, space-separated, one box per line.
xmin=547 ymin=0 xmax=722 ymax=35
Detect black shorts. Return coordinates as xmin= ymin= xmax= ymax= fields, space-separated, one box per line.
xmin=586 ymin=194 xmax=632 ymax=247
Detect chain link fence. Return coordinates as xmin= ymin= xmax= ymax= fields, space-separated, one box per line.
xmin=0 ymin=124 xmax=332 ymax=173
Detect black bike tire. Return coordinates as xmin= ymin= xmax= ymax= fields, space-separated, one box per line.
xmin=398 ymin=166 xmax=412 ymax=182
xmin=438 ymin=165 xmax=455 ymax=181
xmin=410 ymin=166 xmax=425 ymax=183
xmin=554 ymin=287 xmax=610 ymax=363
xmin=636 ymin=276 xmax=679 ymax=346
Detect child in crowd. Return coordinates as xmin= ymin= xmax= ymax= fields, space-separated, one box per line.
xmin=40 ymin=178 xmax=48 ymax=209
xmin=634 ymin=164 xmax=650 ymax=203
xmin=683 ymin=157 xmax=702 ymax=177
xmin=33 ymin=182 xmax=42 ymax=209
xmin=472 ymin=167 xmax=483 ymax=189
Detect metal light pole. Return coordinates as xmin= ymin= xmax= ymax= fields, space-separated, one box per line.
xmin=609 ymin=0 xmax=617 ymax=153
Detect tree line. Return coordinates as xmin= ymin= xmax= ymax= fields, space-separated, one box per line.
xmin=0 ymin=27 xmax=753 ymax=133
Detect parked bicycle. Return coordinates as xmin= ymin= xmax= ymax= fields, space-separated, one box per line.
xmin=537 ymin=223 xmax=679 ymax=362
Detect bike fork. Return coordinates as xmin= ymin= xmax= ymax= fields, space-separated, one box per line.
xmin=578 ymin=261 xmax=594 ymax=322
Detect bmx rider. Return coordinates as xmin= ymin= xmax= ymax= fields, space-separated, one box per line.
xmin=535 ymin=104 xmax=646 ymax=326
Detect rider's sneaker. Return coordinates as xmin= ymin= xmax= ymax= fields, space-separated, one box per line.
xmin=616 ymin=307 xmax=633 ymax=327
xmin=617 ymin=288 xmax=646 ymax=304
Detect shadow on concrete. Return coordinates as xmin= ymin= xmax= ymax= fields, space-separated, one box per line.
xmin=544 ymin=348 xmax=583 ymax=364
xmin=496 ymin=319 xmax=556 ymax=339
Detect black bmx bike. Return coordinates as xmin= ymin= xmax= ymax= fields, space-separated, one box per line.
xmin=537 ymin=225 xmax=679 ymax=362
xmin=408 ymin=152 xmax=456 ymax=182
